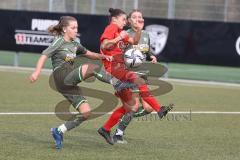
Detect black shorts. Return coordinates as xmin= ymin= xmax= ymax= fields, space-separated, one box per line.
xmin=52 ymin=63 xmax=87 ymax=110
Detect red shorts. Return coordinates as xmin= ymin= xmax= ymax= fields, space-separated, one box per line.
xmin=110 ymin=66 xmax=138 ymax=83
xmin=115 ymin=88 xmax=133 ymax=103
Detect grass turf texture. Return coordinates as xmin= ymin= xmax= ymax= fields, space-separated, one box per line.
xmin=0 ymin=70 xmax=240 ymax=160
xmin=1 ymin=50 xmax=240 ymax=83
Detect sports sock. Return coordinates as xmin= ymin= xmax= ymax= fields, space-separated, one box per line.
xmin=58 ymin=124 xmax=67 ymax=134
xmin=103 ymin=106 xmax=126 ymax=132
xmin=116 ymin=112 xmax=134 ymax=135
xmin=133 ymin=106 xmax=150 ymax=117
xmin=139 ymin=85 xmax=161 ymax=112
xmin=93 ymin=70 xmax=112 ymax=84
xmin=58 ymin=114 xmax=86 ymax=133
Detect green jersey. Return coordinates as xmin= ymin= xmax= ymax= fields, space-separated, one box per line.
xmin=126 ymin=29 xmax=150 ymax=55
xmin=42 ymin=36 xmax=87 ymax=69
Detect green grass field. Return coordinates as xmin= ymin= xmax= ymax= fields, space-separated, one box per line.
xmin=0 ymin=69 xmax=240 ymax=160
xmin=1 ymin=50 xmax=240 ymax=83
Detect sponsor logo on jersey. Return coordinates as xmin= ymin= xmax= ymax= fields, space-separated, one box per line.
xmin=118 ymin=40 xmax=128 ymax=50
xmin=145 ymin=25 xmax=169 ymax=55
xmin=65 ymin=53 xmax=76 ymax=62
xmin=132 ymin=44 xmax=149 ymax=53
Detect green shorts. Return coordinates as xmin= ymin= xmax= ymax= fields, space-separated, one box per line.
xmin=53 ymin=63 xmax=87 ymax=110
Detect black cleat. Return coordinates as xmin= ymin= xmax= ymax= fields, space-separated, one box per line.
xmin=113 ymin=134 xmax=128 ymax=144
xmin=98 ymin=127 xmax=114 ymax=145
xmin=158 ymin=103 xmax=174 ymax=119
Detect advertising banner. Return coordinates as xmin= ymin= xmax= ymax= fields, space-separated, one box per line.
xmin=0 ymin=9 xmax=240 ymax=66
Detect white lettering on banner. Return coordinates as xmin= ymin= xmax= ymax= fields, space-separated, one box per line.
xmin=15 ymin=18 xmax=58 ymax=46
xmin=31 ymin=19 xmax=58 ymax=31
xmin=235 ymin=36 xmax=240 ymax=56
xmin=15 ymin=33 xmax=54 ymax=46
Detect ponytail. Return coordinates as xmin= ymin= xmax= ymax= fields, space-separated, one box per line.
xmin=48 ymin=16 xmax=77 ymax=36
xmin=108 ymin=8 xmax=126 ymax=19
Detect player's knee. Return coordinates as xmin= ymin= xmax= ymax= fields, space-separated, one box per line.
xmin=143 ymin=106 xmax=154 ymax=112
xmin=92 ymin=65 xmax=100 ymax=73
xmin=82 ymin=111 xmax=91 ymax=119
xmin=87 ymin=64 xmax=99 ymax=73
xmin=124 ymin=101 xmax=139 ymax=112
xmin=78 ymin=102 xmax=91 ymax=119
xmin=131 ymin=105 xmax=139 ymax=112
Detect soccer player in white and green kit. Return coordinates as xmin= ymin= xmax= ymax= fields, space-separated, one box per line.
xmin=29 ymin=16 xmax=112 ymax=149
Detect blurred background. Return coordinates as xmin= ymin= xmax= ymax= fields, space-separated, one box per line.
xmin=0 ymin=2 xmax=240 ymax=160
xmin=1 ymin=0 xmax=240 ymax=22
xmin=0 ymin=0 xmax=240 ymax=83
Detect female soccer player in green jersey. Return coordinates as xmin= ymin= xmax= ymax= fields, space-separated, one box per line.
xmin=29 ymin=16 xmax=111 ymax=149
xmin=112 ymin=9 xmax=173 ymax=144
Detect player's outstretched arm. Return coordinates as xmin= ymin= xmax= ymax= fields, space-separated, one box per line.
xmin=29 ymin=55 xmax=48 ymax=83
xmin=101 ymin=35 xmax=122 ymax=50
xmin=84 ymin=51 xmax=112 ymax=61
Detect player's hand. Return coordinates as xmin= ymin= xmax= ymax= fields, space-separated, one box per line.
xmin=150 ymin=55 xmax=157 ymax=64
xmin=136 ymin=18 xmax=144 ymax=30
xmin=29 ymin=72 xmax=39 ymax=83
xmin=119 ymin=30 xmax=129 ymax=39
xmin=100 ymin=54 xmax=113 ymax=61
xmin=103 ymin=55 xmax=113 ymax=61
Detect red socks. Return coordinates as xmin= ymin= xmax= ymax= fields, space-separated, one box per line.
xmin=139 ymin=85 xmax=161 ymax=112
xmin=103 ymin=106 xmax=126 ymax=132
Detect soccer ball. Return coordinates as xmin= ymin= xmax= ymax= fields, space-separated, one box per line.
xmin=124 ymin=49 xmax=145 ymax=68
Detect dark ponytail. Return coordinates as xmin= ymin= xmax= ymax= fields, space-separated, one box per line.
xmin=48 ymin=16 xmax=77 ymax=36
xmin=108 ymin=8 xmax=126 ymax=20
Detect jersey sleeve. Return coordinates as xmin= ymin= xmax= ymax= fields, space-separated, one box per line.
xmin=76 ymin=43 xmax=88 ymax=55
xmin=42 ymin=37 xmax=64 ymax=58
xmin=100 ymin=25 xmax=118 ymax=42
xmin=73 ymin=38 xmax=87 ymax=55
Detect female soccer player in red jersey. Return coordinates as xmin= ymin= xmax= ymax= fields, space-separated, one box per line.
xmin=98 ymin=8 xmax=172 ymax=145
xmin=112 ymin=9 xmax=173 ymax=144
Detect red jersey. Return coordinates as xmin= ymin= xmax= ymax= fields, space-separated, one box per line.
xmin=100 ymin=23 xmax=129 ymax=73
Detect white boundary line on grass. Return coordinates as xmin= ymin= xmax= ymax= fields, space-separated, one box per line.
xmin=1 ymin=66 xmax=240 ymax=116
xmin=1 ymin=65 xmax=240 ymax=88
xmin=0 ymin=65 xmax=52 ymax=74
xmin=0 ymin=111 xmax=240 ymax=115
xmin=166 ymin=78 xmax=240 ymax=88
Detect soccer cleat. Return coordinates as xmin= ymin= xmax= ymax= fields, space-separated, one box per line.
xmin=113 ymin=134 xmax=128 ymax=144
xmin=97 ymin=127 xmax=114 ymax=145
xmin=51 ymin=128 xmax=63 ymax=149
xmin=158 ymin=103 xmax=174 ymax=119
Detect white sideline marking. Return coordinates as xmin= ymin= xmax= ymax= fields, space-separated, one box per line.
xmin=166 ymin=78 xmax=240 ymax=88
xmin=0 ymin=111 xmax=240 ymax=115
xmin=0 ymin=65 xmax=52 ymax=75
xmin=1 ymin=65 xmax=240 ymax=88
